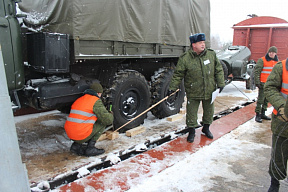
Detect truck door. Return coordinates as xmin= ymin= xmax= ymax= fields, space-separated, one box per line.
xmin=0 ymin=0 xmax=24 ymax=91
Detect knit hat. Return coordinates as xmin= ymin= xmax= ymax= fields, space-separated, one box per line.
xmin=189 ymin=33 xmax=205 ymax=44
xmin=268 ymin=46 xmax=277 ymax=53
xmin=90 ymin=82 xmax=103 ymax=93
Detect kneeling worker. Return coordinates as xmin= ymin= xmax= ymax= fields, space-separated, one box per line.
xmin=64 ymin=82 xmax=113 ymax=156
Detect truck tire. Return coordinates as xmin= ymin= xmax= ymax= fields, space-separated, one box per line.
xmin=150 ymin=68 xmax=185 ymax=119
xmin=109 ymin=70 xmax=150 ymax=132
xmin=220 ymin=60 xmax=228 ymax=80
xmin=246 ymin=68 xmax=256 ymax=90
xmin=220 ymin=60 xmax=231 ymax=84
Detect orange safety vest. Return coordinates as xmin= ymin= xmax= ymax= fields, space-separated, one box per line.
xmin=260 ymin=56 xmax=278 ymax=83
xmin=64 ymin=94 xmax=99 ymax=140
xmin=273 ymin=59 xmax=288 ymax=115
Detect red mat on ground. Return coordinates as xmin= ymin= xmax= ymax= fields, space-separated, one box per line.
xmin=58 ymin=103 xmax=256 ymax=192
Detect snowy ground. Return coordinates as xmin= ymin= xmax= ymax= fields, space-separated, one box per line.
xmin=126 ymin=116 xmax=274 ymax=192
xmin=16 ymin=81 xmax=287 ymax=191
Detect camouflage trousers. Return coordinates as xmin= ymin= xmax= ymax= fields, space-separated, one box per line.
xmin=186 ymin=97 xmax=214 ymax=128
xmin=74 ymin=122 xmax=106 ymax=144
xmin=269 ymin=133 xmax=288 ymax=180
xmin=255 ymin=87 xmax=268 ymax=113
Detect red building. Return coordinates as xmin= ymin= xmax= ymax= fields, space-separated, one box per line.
xmin=233 ymin=16 xmax=288 ymax=61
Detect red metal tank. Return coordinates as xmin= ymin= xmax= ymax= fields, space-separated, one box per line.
xmin=232 ymin=16 xmax=288 ymax=61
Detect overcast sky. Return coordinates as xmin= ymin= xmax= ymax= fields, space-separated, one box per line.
xmin=210 ymin=0 xmax=288 ymax=43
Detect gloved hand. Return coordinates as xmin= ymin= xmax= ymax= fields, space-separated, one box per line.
xmin=277 ymin=107 xmax=288 ymax=121
xmin=218 ymin=87 xmax=224 ymax=93
xmin=109 ymin=104 xmax=113 ymax=112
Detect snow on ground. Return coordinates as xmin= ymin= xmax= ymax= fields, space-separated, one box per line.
xmin=126 ymin=113 xmax=272 ymax=192
xmin=14 ymin=110 xmax=60 ymax=124
xmin=50 ymin=107 xmax=281 ymax=192
xmin=128 ymin=122 xmax=269 ymax=192
xmin=14 ymin=81 xmax=265 ymax=190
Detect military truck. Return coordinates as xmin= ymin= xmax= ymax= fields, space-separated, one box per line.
xmin=1 ymin=0 xmax=212 ymax=131
xmin=216 ymin=45 xmax=256 ymax=90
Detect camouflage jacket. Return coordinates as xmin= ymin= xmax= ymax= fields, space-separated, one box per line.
xmin=254 ymin=57 xmax=264 ymax=86
xmin=169 ymin=48 xmax=225 ymax=99
xmin=264 ymin=60 xmax=288 ymax=138
xmin=84 ymin=89 xmax=114 ymax=127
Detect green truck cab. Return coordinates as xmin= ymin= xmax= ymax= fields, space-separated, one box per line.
xmin=0 ymin=0 xmax=24 ymax=92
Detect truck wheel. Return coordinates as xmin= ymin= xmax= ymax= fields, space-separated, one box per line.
xmin=246 ymin=68 xmax=256 ymax=90
xmin=220 ymin=60 xmax=231 ymax=84
xmin=109 ymin=70 xmax=150 ymax=132
xmin=150 ymin=68 xmax=185 ymax=119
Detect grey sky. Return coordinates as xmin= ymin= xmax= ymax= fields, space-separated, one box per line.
xmin=210 ymin=0 xmax=288 ymax=42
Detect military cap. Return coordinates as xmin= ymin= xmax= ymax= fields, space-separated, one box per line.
xmin=90 ymin=82 xmax=103 ymax=93
xmin=189 ymin=33 xmax=206 ymax=44
xmin=268 ymin=46 xmax=277 ymax=53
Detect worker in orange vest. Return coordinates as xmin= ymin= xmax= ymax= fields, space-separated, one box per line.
xmin=64 ymin=82 xmax=113 ymax=156
xmin=264 ymin=58 xmax=288 ymax=192
xmin=254 ymin=46 xmax=278 ymax=123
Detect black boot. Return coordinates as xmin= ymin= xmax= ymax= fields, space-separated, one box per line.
xmin=187 ymin=128 xmax=195 ymax=143
xmin=202 ymin=124 xmax=213 ymax=139
xmin=70 ymin=142 xmax=86 ymax=156
xmin=85 ymin=140 xmax=105 ymax=156
xmin=261 ymin=109 xmax=271 ymax=120
xmin=255 ymin=113 xmax=262 ymax=123
xmin=268 ymin=177 xmax=280 ymax=192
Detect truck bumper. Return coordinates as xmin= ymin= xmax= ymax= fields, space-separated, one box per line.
xmin=25 ymin=79 xmax=90 ymax=110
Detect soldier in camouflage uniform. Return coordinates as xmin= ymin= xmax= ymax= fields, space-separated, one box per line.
xmin=65 ymin=82 xmax=114 ymax=156
xmin=254 ymin=46 xmax=278 ymax=123
xmin=168 ymin=33 xmax=225 ymax=143
xmin=264 ymin=58 xmax=288 ymax=192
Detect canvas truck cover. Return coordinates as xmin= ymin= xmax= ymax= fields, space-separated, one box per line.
xmin=18 ymin=0 xmax=210 ymax=47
